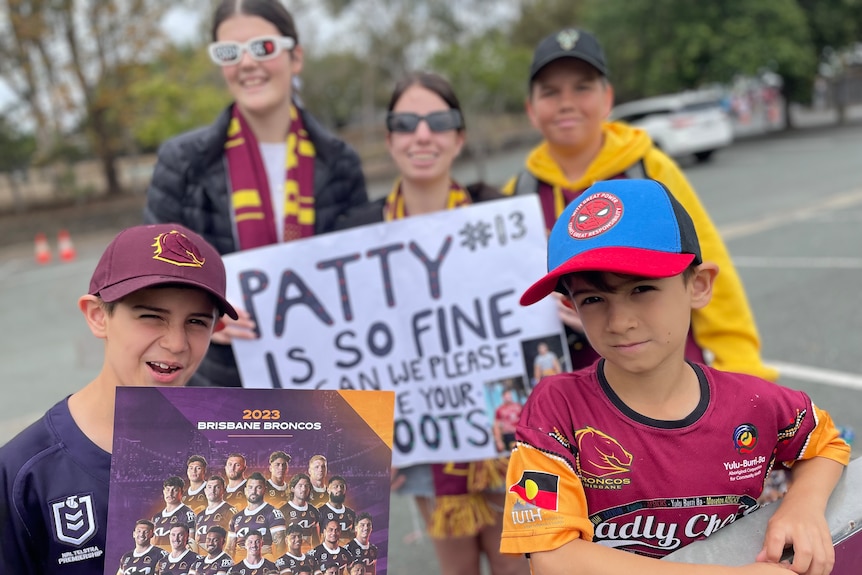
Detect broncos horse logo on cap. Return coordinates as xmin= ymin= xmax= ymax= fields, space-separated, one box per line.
xmin=557 ymin=29 xmax=579 ymax=51
xmin=152 ymin=230 xmax=206 ymax=268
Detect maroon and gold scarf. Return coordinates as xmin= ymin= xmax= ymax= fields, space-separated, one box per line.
xmin=382 ymin=179 xmax=471 ymax=221
xmin=225 ymin=104 xmax=316 ymax=249
xmin=386 ymin=178 xmax=507 ymax=537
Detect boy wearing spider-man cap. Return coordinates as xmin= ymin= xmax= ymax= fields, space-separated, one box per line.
xmin=0 ymin=224 xmax=237 ymax=574
xmin=501 ymin=179 xmax=849 ymax=575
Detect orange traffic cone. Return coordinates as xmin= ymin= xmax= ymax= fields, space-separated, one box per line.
xmin=58 ymin=229 xmax=76 ymax=262
xmin=35 ymin=232 xmax=52 ymax=264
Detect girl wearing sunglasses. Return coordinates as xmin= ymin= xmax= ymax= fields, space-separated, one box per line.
xmin=336 ymin=72 xmax=530 ymax=575
xmin=144 ymin=0 xmax=367 ymax=388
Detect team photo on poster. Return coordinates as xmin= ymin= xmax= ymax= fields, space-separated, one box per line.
xmin=105 ymin=387 xmax=394 ymax=575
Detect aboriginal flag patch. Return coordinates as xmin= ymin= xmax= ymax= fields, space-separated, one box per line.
xmin=509 ymin=470 xmax=560 ymax=511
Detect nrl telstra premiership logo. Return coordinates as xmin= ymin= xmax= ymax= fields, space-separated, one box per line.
xmin=51 ymin=494 xmax=97 ymax=546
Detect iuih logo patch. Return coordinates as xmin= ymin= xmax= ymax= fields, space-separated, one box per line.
xmin=733 ymin=423 xmax=758 ymax=454
xmin=568 ymin=192 xmax=623 ymax=240
xmin=152 ymin=230 xmax=206 ymax=268
xmin=509 ymin=470 xmax=560 ymax=511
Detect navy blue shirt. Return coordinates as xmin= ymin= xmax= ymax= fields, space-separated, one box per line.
xmin=0 ymin=398 xmax=111 ymax=573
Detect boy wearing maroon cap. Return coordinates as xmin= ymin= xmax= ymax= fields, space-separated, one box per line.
xmin=0 ymin=224 xmax=237 ymax=574
xmin=501 ymin=179 xmax=849 ymax=575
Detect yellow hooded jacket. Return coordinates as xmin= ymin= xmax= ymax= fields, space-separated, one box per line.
xmin=503 ymin=121 xmax=778 ymax=381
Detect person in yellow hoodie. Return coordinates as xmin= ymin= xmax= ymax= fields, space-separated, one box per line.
xmin=503 ymin=28 xmax=777 ymax=381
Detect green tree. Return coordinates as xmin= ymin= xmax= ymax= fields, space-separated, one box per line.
xmin=582 ymin=0 xmax=817 ymax=128
xmin=0 ymin=0 xmax=180 ymax=195
xmin=429 ymin=30 xmax=533 ymax=177
xmin=512 ymin=0 xmax=589 ymax=49
xmin=300 ymin=50 xmax=368 ymax=129
xmin=128 ymin=46 xmax=230 ymax=152
xmin=797 ymin=0 xmax=862 ymax=122
xmin=0 ymin=113 xmax=37 ymax=212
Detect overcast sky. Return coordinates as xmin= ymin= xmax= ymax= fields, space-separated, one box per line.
xmin=1 ymin=2 xmax=517 ymax=116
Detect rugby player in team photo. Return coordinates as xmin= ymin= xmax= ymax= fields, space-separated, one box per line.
xmin=275 ymin=523 xmax=317 ymax=574
xmin=281 ymin=472 xmax=321 ymax=552
xmin=197 ymin=526 xmax=234 ymax=575
xmin=307 ymin=455 xmax=329 ymax=506
xmin=316 ymin=476 xmax=355 ymax=546
xmin=152 ymin=476 xmax=198 ymax=552
xmin=309 ymin=519 xmax=351 ymax=573
xmin=156 ymin=524 xmax=203 ymax=575
xmin=227 ymin=529 xmax=279 ymax=574
xmin=117 ymin=519 xmax=167 ymax=575
xmin=184 ymin=455 xmax=210 ymax=513
xmin=227 ymin=472 xmax=287 ymax=561
xmin=266 ymin=451 xmax=292 ymax=506
xmin=344 ymin=512 xmax=377 ymax=575
xmin=224 ymin=453 xmax=250 ymax=510
xmin=195 ymin=475 xmax=239 ymax=553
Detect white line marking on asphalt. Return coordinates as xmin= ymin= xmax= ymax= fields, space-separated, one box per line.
xmin=733 ymin=257 xmax=862 ymax=269
xmin=769 ymin=360 xmax=862 ymax=391
xmin=720 ymin=187 xmax=862 ymax=240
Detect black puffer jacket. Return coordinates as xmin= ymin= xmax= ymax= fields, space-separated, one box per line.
xmin=144 ymin=104 xmax=367 ymax=387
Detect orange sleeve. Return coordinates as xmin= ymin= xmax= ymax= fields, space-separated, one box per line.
xmin=500 ymin=442 xmax=594 ymax=555
xmin=785 ymin=404 xmax=851 ymax=468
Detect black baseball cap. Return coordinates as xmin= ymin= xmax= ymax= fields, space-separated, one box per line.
xmin=89 ymin=224 xmax=238 ymax=319
xmin=529 ymin=28 xmax=608 ymax=83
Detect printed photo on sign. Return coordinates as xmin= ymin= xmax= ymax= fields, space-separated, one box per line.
xmin=104 ymin=387 xmax=394 ymax=575
xmin=222 ymin=195 xmax=566 ymax=467
xmin=521 ymin=333 xmax=570 ymax=391
xmin=484 ymin=377 xmax=529 ymax=454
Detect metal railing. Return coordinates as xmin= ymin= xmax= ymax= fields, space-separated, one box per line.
xmin=664 ymin=458 xmax=862 ymax=572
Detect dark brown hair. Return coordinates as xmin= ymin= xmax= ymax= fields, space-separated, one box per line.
xmin=212 ymin=0 xmax=299 ymax=42
xmin=387 ymin=71 xmax=465 ymax=130
xmin=561 ymin=263 xmax=699 ymax=296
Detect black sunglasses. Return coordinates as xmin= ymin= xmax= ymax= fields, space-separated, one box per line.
xmin=386 ymin=110 xmax=463 ymax=133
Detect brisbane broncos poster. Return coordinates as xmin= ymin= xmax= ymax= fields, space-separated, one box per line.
xmin=105 ymin=387 xmax=394 ymax=575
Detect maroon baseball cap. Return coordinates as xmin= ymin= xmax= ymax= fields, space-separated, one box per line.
xmin=88 ymin=224 xmax=238 ymax=319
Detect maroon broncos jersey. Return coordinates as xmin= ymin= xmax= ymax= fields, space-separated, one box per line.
xmin=118 ymin=545 xmax=167 ymax=574
xmin=152 ymin=505 xmax=197 ymax=551
xmin=316 ymin=503 xmax=356 ymax=545
xmin=195 ymin=502 xmax=238 ymax=547
xmin=274 ymin=551 xmax=316 ymax=574
xmin=196 ymin=551 xmax=234 ymax=575
xmin=307 ymin=486 xmax=328 ymax=507
xmin=501 ymin=361 xmax=850 ymax=558
xmin=229 ymin=503 xmax=286 ymax=553
xmin=225 ymin=481 xmax=248 ymax=511
xmin=345 ymin=539 xmax=378 ymax=574
xmin=226 ymin=557 xmax=278 ymax=574
xmin=264 ymin=480 xmax=289 ymax=507
xmin=156 ymin=549 xmax=203 ymax=575
xmin=308 ymin=543 xmax=350 ymax=573
xmin=280 ymin=501 xmax=320 ymax=552
xmin=183 ymin=484 xmax=209 ymax=514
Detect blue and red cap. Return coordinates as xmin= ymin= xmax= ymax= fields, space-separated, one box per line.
xmin=520 ymin=179 xmax=702 ymax=306
xmin=89 ymin=223 xmax=238 ymax=319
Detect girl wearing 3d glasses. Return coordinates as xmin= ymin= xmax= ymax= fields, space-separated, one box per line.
xmin=336 ymin=72 xmax=530 ymax=575
xmin=144 ymin=0 xmax=367 ymax=388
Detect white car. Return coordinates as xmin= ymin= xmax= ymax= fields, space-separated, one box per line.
xmin=611 ymin=90 xmax=734 ymax=162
